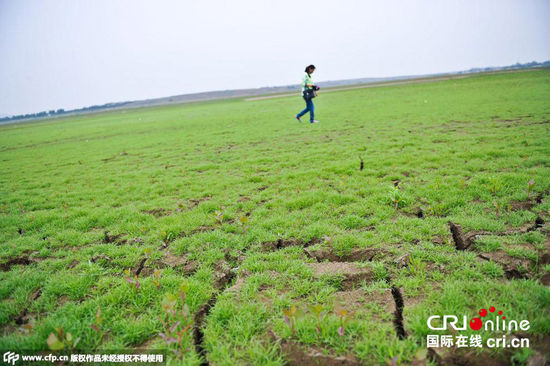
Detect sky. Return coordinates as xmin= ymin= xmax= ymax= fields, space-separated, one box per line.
xmin=0 ymin=0 xmax=549 ymax=116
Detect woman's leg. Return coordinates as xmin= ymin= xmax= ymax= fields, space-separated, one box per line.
xmin=308 ymin=99 xmax=315 ymax=122
xmin=297 ymin=97 xmax=310 ymax=118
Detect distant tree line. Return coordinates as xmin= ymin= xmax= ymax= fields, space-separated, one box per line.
xmin=0 ymin=101 xmax=131 ymax=123
xmin=458 ymin=60 xmax=550 ymax=74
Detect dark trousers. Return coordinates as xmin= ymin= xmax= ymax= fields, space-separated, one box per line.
xmin=297 ymin=96 xmax=314 ymax=122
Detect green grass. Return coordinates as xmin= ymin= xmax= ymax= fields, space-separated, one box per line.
xmin=1 ymin=69 xmax=549 ymax=365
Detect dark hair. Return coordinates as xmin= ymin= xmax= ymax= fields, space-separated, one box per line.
xmin=305 ymin=64 xmax=316 ymax=74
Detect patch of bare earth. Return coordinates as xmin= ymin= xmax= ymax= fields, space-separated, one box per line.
xmin=181 ymin=226 xmax=216 ymax=237
xmin=103 ymin=231 xmax=138 ymax=245
xmin=400 ymin=207 xmax=425 ymax=219
xmin=477 ymin=251 xmax=533 ymax=279
xmin=308 ymin=262 xmax=375 ymax=290
xmin=449 ymin=220 xmax=549 ymax=279
xmin=226 ymin=276 xmax=247 ymax=294
xmin=266 ymin=331 xmax=361 ymax=366
xmin=134 ymin=336 xmax=162 ymax=352
xmin=139 ymin=251 xmax=198 ymax=277
xmin=263 ymin=237 xmax=322 ymax=251
xmin=448 ymin=220 xmax=544 ymax=251
xmin=280 ymin=341 xmax=361 ymax=366
xmin=305 ymin=247 xmax=389 ymax=262
xmin=162 ymin=252 xmax=198 ymax=274
xmin=188 ymin=196 xmax=212 ymax=207
xmin=143 ymin=208 xmax=172 ymax=217
xmin=509 ymin=193 xmax=544 ymax=211
xmin=0 ymin=254 xmax=38 ymax=272
xmin=332 ymin=289 xmax=369 ymax=310
xmin=333 ymin=288 xmax=396 ymax=321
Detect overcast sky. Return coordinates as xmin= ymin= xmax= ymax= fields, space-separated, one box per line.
xmin=0 ymin=0 xmax=549 ymax=116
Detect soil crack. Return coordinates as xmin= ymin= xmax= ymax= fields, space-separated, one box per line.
xmin=134 ymin=258 xmax=147 ymax=277
xmin=449 ymin=218 xmax=544 ymax=251
xmin=192 ymin=266 xmax=237 ymax=365
xmin=263 ymin=237 xmax=322 ymax=251
xmin=390 ymin=286 xmax=406 ymax=340
xmin=14 ymin=288 xmax=42 ymax=325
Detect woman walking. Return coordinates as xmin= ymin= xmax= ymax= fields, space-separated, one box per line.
xmin=295 ymin=64 xmax=319 ymax=124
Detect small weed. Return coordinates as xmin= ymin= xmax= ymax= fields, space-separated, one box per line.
xmin=161 ymin=231 xmax=175 ymax=243
xmin=159 ymin=281 xmax=192 ymax=355
xmin=20 ymin=321 xmax=34 ymax=335
xmin=152 ymin=269 xmax=162 ymax=289
xmin=239 ymin=215 xmax=249 ymax=233
xmin=90 ymin=307 xmax=103 ymax=333
xmin=282 ymin=305 xmax=298 ymax=337
xmin=309 ymin=304 xmax=327 ymax=335
xmin=124 ymin=269 xmax=141 ymax=291
xmin=177 ymin=200 xmax=186 ymax=212
xmin=47 ymin=327 xmax=80 ymax=351
xmin=493 ymin=200 xmax=501 ymax=217
xmin=526 ymin=179 xmax=535 ymax=199
xmin=335 ymin=305 xmax=351 ymax=337
xmin=388 ymin=186 xmax=404 ymax=209
xmin=90 ymin=307 xmax=106 ymax=347
xmin=214 ymin=210 xmax=224 ymax=225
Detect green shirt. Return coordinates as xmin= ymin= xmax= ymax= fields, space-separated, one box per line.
xmin=301 ymin=73 xmax=313 ymax=92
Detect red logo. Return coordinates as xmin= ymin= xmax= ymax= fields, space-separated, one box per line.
xmin=469 ymin=306 xmax=505 ymax=330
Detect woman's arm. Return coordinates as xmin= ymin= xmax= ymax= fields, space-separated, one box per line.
xmin=303 ymin=74 xmax=314 ymax=89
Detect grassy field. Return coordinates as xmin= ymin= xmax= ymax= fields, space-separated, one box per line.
xmin=0 ymin=69 xmax=549 ymax=365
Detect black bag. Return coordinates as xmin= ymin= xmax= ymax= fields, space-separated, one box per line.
xmin=303 ymin=88 xmax=316 ymax=100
